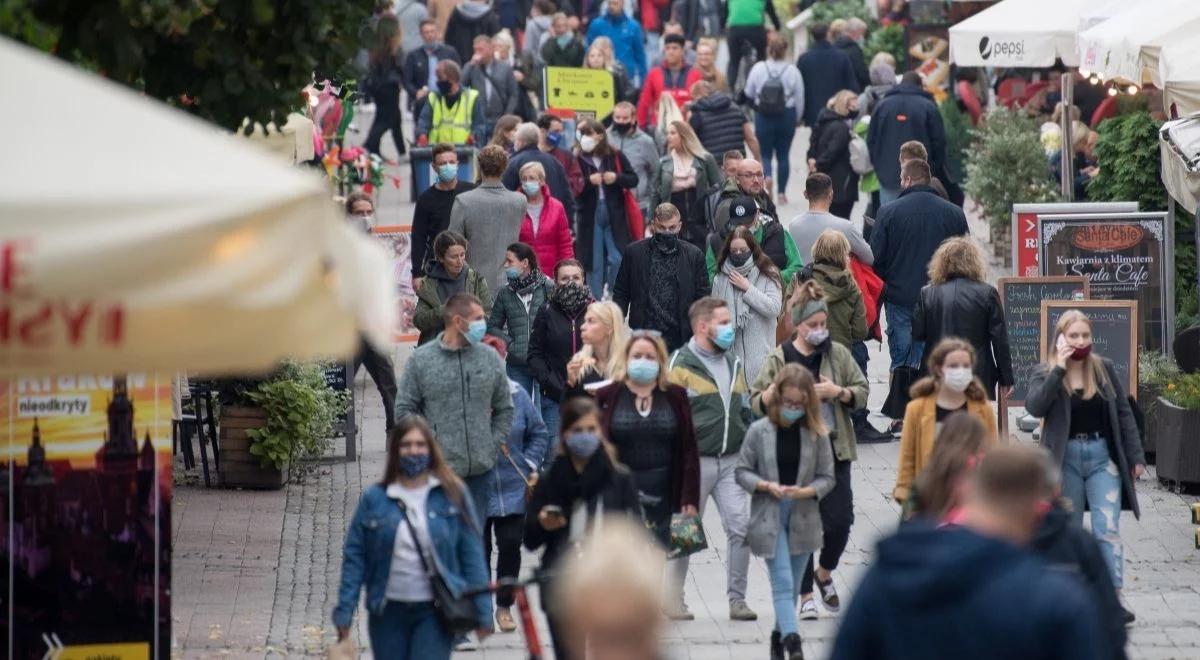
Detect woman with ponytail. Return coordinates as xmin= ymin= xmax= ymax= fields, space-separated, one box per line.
xmin=750 ymin=278 xmax=867 ymax=621
xmin=893 ymin=338 xmax=998 ymax=506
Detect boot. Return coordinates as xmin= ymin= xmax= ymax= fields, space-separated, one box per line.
xmin=769 ymin=630 xmax=784 ymax=660
xmin=782 ymin=632 xmax=805 ymax=660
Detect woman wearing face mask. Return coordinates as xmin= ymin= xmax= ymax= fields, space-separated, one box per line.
xmin=584 ymin=38 xmax=635 ymax=103
xmin=595 ymin=331 xmax=701 ymax=546
xmin=528 ymin=260 xmax=592 ymax=436
xmin=737 ymin=365 xmax=835 ymax=660
xmin=893 ymin=338 xmax=998 ymax=506
xmin=516 ymin=162 xmax=574 ymax=272
xmin=1026 ymin=310 xmax=1144 ymax=622
xmin=575 ymin=118 xmax=638 ymax=299
xmin=901 ymin=412 xmax=990 ymax=524
xmin=751 ymin=279 xmax=867 ymax=622
xmin=565 ymin=301 xmax=629 ymax=398
xmin=650 ymin=120 xmax=722 ymax=251
xmin=414 ymin=231 xmax=492 ymax=345
xmin=488 ymin=242 xmax=554 ymax=395
xmin=334 ymin=415 xmax=493 ymax=659
xmin=713 ymin=226 xmax=782 ymax=383
xmin=524 ymin=396 xmax=643 ymax=660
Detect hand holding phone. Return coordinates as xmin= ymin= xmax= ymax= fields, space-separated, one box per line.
xmin=538 ymin=505 xmax=567 ymax=531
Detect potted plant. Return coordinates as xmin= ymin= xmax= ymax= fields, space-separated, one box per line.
xmin=1155 ymin=372 xmax=1200 ymax=486
xmin=218 ymin=361 xmax=351 ymax=489
xmin=1138 ymin=349 xmax=1181 ymax=460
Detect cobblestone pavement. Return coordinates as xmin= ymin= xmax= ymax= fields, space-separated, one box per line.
xmin=171 ymin=110 xmax=1200 ymax=659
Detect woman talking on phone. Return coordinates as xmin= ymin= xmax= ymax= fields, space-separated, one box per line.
xmin=1026 ymin=309 xmax=1144 ymax=623
xmin=524 ymin=397 xmax=642 ymax=660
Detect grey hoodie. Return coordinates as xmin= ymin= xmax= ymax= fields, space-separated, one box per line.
xmin=394 ymin=0 xmax=430 ymax=55
xmin=395 ymin=333 xmax=514 ymax=478
xmin=524 ymin=15 xmax=553 ymax=64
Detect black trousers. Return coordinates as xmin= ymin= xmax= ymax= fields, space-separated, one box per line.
xmin=830 ymin=201 xmax=855 ymax=220
xmin=544 ymin=594 xmax=573 ymax=660
xmin=726 ymin=25 xmax=768 ymax=96
xmin=801 ymin=453 xmax=853 ymax=593
xmin=484 ymin=514 xmax=525 ymax=607
xmin=354 ymin=340 xmax=397 ymax=431
xmin=364 ymin=108 xmax=406 ymax=157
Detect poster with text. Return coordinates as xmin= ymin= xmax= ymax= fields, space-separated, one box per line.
xmin=1038 ymin=212 xmax=1172 ymax=352
xmin=1 ymin=373 xmax=171 ymax=659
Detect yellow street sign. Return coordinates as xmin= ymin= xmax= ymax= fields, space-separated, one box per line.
xmin=543 ymin=67 xmax=616 ymax=118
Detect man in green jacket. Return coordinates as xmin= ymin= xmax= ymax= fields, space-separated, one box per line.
xmin=665 ymin=297 xmax=757 ymax=622
xmin=395 ymin=292 xmax=515 ymax=519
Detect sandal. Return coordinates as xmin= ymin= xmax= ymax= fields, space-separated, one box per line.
xmin=495 ymin=606 xmax=517 ymax=633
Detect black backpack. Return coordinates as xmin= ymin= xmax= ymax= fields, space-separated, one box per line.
xmin=757 ymin=65 xmax=787 ymax=115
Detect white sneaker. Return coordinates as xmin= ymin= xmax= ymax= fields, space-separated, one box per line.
xmin=799 ymin=598 xmax=819 ymax=620
xmin=454 ymin=633 xmax=478 ymax=651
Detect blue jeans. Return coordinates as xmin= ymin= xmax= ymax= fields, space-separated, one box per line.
xmin=765 ymin=499 xmax=812 ymax=636
xmin=755 ymin=108 xmax=798 ymax=195
xmin=1063 ymin=437 xmax=1124 ymax=588
xmin=590 ymin=201 xmax=622 ymax=299
xmin=463 ymin=470 xmax=494 ymax=528
xmin=367 ymin=601 xmax=452 ymax=660
xmin=541 ymin=397 xmax=560 ymax=451
xmin=884 ymin=302 xmax=924 ymax=371
xmin=506 ymin=364 xmax=535 ymax=397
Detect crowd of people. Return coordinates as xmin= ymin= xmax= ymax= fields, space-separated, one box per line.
xmin=332 ymin=2 xmax=1149 ymax=659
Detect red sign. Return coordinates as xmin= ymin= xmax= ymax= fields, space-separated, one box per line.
xmin=1015 ymin=211 xmax=1041 ymax=277
xmin=1012 ymin=203 xmax=1138 ymax=278
xmin=1071 ymin=225 xmax=1144 ymax=251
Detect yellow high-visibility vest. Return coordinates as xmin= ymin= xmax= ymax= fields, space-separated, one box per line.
xmin=429 ymin=88 xmax=479 ymax=145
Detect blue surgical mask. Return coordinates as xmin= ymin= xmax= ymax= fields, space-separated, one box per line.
xmin=556 ymin=32 xmax=574 ymax=47
xmin=465 ymin=319 xmax=487 ymax=344
xmin=781 ymin=407 xmax=806 ymax=424
xmin=522 ymin=180 xmax=541 ymax=196
xmin=563 ymin=431 xmax=601 ymax=458
xmin=713 ymin=323 xmax=735 ymax=351
xmin=627 ymin=358 xmax=660 ymax=384
xmin=505 ymin=266 xmax=522 ymax=281
xmin=546 ymin=131 xmax=563 ymax=147
xmin=398 ymin=454 xmax=431 ymax=478
xmin=436 ymin=163 xmax=458 ymax=183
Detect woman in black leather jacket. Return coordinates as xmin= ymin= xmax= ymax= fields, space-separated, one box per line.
xmin=912 ymin=236 xmax=1014 ymax=400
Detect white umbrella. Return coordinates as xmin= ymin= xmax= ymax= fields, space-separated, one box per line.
xmin=1159 ymin=38 xmax=1200 ymax=117
xmin=949 ymin=0 xmax=1092 ymax=68
xmin=0 ymin=37 xmax=395 ymax=376
xmin=1076 ymin=0 xmax=1200 ymax=85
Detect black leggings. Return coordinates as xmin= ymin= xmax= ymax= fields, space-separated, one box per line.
xmin=353 ymin=339 xmax=397 ymax=430
xmin=801 ymin=454 xmax=853 ymax=593
xmin=726 ymin=25 xmax=768 ymax=96
xmin=364 ymin=108 xmax=406 ymax=157
xmin=484 ymin=514 xmax=525 ymax=607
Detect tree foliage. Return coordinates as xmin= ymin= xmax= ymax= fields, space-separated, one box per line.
xmin=1 ymin=0 xmax=374 ymax=131
xmin=863 ymin=23 xmax=906 ymax=69
xmin=963 ymin=106 xmax=1060 ymax=230
xmin=939 ymin=97 xmax=970 ymax=184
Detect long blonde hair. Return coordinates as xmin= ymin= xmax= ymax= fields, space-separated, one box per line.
xmin=614 ymin=331 xmax=672 ymax=390
xmin=669 ymin=120 xmax=708 ymax=159
xmin=656 ymin=94 xmax=684 ymax=137
xmin=1051 ymin=310 xmax=1110 ymax=399
xmin=585 ymin=38 xmax=617 ymax=71
xmin=574 ymin=301 xmax=627 ymax=379
xmin=928 ymin=236 xmax=987 ymax=284
xmin=827 ymin=89 xmax=858 ymax=116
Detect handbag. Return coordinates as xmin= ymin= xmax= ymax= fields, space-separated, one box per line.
xmin=881 ymin=349 xmax=919 ymax=420
xmin=667 ymin=512 xmax=708 ymax=559
xmin=612 ymin=152 xmax=645 ymax=240
xmin=398 ymin=503 xmax=479 ymax=635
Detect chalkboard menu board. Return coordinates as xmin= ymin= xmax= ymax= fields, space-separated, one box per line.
xmin=1041 ymin=300 xmax=1139 ymax=398
xmin=324 ymin=361 xmax=353 ymax=430
xmin=998 ymin=277 xmax=1089 ymax=406
xmin=1038 ymin=212 xmax=1172 ymax=353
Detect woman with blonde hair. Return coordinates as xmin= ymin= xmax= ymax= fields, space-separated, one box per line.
xmin=894 ymin=337 xmax=998 ymax=505
xmin=790 ymin=230 xmax=867 ymax=347
xmin=737 ymin=364 xmax=834 ymax=659
xmin=1026 ymin=310 xmax=1144 ymax=620
xmin=694 ymin=38 xmax=727 ymax=92
xmin=565 ymin=300 xmax=628 ymax=396
xmin=651 ymin=119 xmax=721 ymax=250
xmin=653 ymin=93 xmax=685 ymax=153
xmin=807 ymin=89 xmax=861 ymax=219
xmin=595 ymin=330 xmax=701 ymax=549
xmin=913 ymin=236 xmax=1013 ymax=400
xmin=584 ymin=37 xmax=634 ymax=103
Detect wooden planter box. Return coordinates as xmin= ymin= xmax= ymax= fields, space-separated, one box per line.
xmin=1154 ymin=397 xmax=1200 ymax=485
xmin=1138 ymin=383 xmax=1163 ymax=462
xmin=219 ymin=406 xmax=289 ymax=489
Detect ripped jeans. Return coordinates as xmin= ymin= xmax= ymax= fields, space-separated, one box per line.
xmin=1062 ymin=436 xmax=1124 ymax=588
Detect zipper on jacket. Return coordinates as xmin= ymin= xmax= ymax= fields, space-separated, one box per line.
xmin=721 ymin=355 xmax=738 ymax=455
xmin=458 ymin=352 xmax=473 ymax=476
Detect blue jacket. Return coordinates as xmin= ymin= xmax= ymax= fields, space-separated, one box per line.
xmin=333 ymin=481 xmax=493 ymax=630
xmin=488 ymin=381 xmax=552 ymax=518
xmin=867 ymin=83 xmax=947 ymax=189
xmin=830 ymin=523 xmax=1104 ymax=660
xmin=587 ymin=13 xmax=647 ymax=83
xmin=869 ymin=185 xmax=967 ymax=308
xmin=796 ymin=40 xmax=861 ymax=127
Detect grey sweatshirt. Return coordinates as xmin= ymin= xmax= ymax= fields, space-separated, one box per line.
xmin=449 ymin=181 xmax=529 ymax=292
xmin=787 ymin=210 xmax=874 ymax=266
xmin=608 ymin=126 xmax=660 ymax=206
xmin=395 ymin=333 xmax=515 ymax=478
xmin=688 ymin=338 xmax=732 ymax=403
xmin=743 ymin=60 xmax=805 ymax=112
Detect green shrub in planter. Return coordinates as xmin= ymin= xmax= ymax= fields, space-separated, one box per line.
xmin=864 ymin=23 xmax=905 ymax=69
xmin=245 ymin=361 xmax=352 ymax=471
xmin=1157 ymin=373 xmax=1200 ymax=484
xmin=1138 ymin=349 xmax=1182 ymax=458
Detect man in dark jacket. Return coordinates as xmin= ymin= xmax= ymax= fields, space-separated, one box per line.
xmin=830 ymin=445 xmax=1105 ymax=660
xmin=867 ymin=72 xmax=948 ymax=205
xmin=614 ymin=203 xmax=710 ymax=351
xmin=832 ymin=17 xmax=870 ymax=90
xmin=502 ymin=122 xmax=576 ymax=219
xmin=403 ymin=19 xmax=461 ymax=117
xmin=688 ymin=80 xmax=761 ymax=162
xmin=869 ymin=159 xmax=967 ymax=373
xmin=672 ymin=0 xmax=723 ymax=45
xmin=796 ymin=22 xmax=861 ymax=127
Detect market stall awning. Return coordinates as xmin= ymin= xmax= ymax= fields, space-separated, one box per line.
xmin=1159 ymin=38 xmax=1200 ymax=117
xmin=0 ymin=37 xmax=395 ymax=376
xmin=1076 ymin=0 xmax=1200 ymax=85
xmin=949 ymin=0 xmax=1092 ymax=67
xmin=1161 ymin=114 xmax=1200 ymax=215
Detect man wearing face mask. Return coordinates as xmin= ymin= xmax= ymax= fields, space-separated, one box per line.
xmin=607 ymin=102 xmax=658 ymax=218
xmin=665 ymin=297 xmax=758 ymax=622
xmin=396 ymin=292 xmax=515 ymax=520
xmin=416 ymin=60 xmax=487 ymax=147
xmin=412 ymin=143 xmax=477 ymax=288
xmin=708 ymin=158 xmax=803 ymax=285
xmin=503 ymin=122 xmax=576 ymax=220
xmin=613 ymin=203 xmax=711 ymax=352
xmin=537 ymin=113 xmax=585 ymax=197
xmin=403 ymin=20 xmax=460 ymax=121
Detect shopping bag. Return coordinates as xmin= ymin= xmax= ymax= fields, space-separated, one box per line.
xmin=667 ymin=513 xmax=708 ymax=559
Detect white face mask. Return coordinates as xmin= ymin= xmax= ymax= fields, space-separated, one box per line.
xmin=942 ymin=367 xmax=974 ymax=393
xmin=579 ymin=135 xmax=597 ymax=153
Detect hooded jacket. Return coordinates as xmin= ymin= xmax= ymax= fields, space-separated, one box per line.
xmin=586 ymin=12 xmax=648 ymax=84
xmin=517 ymin=183 xmax=575 ymax=273
xmin=866 ymin=82 xmax=947 ymax=190
xmin=489 ymin=381 xmax=552 ymax=517
xmin=830 ymin=524 xmax=1105 ymax=660
xmin=413 ymin=263 xmax=492 ymax=345
xmin=809 ymin=262 xmax=867 ymax=347
xmin=688 ymin=92 xmax=749 ymax=160
xmin=444 ymin=1 xmax=501 ymax=62
xmin=668 ymin=342 xmax=752 ymax=457
xmin=808 ymin=108 xmax=860 ymax=205
xmin=523 ymin=15 xmax=553 ymax=64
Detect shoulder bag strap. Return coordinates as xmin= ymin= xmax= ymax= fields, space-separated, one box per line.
xmin=397 ymin=501 xmax=438 ymax=579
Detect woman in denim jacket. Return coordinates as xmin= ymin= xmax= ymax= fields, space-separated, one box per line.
xmin=334 ymin=415 xmax=493 ymax=658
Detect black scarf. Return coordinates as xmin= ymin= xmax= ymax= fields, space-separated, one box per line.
xmin=647 ymin=233 xmax=680 ymax=335
xmin=508 ymin=269 xmax=543 ymax=295
xmin=545 ymin=450 xmax=615 ymax=506
xmin=550 ymin=282 xmax=592 ymax=318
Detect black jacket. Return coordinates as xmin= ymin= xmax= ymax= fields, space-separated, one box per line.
xmin=613 ymin=235 xmax=710 ymax=351
xmin=913 ymin=277 xmax=1015 ymax=398
xmin=672 ymin=0 xmax=725 ymax=44
xmin=869 ymin=185 xmax=968 ymax=308
xmin=1030 ymin=502 xmax=1129 ymax=660
xmin=867 ymin=83 xmax=947 ymax=190
xmin=402 ymin=44 xmax=461 ymax=110
xmin=576 ymin=150 xmax=639 ymax=260
xmin=502 ymin=144 xmax=577 ymax=219
xmin=796 ymin=40 xmax=861 ymax=126
xmin=833 ymin=36 xmax=870 ymax=90
xmin=528 ymin=300 xmax=586 ymax=402
xmin=444 ymin=5 xmax=502 ymax=63
xmin=688 ymin=92 xmax=748 ymax=159
xmin=808 ymin=108 xmax=859 ymax=205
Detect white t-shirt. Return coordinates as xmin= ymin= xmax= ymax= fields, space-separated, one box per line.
xmin=384 ymin=479 xmax=438 ymax=602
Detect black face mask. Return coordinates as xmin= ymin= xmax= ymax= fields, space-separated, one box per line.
xmin=728 ymin=252 xmax=751 ymax=267
xmin=436 ymin=80 xmax=454 ymax=96
xmin=612 ymin=122 xmax=634 ymax=134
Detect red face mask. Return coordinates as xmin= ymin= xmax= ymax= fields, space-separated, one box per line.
xmin=1070 ymin=343 xmax=1093 ymax=361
